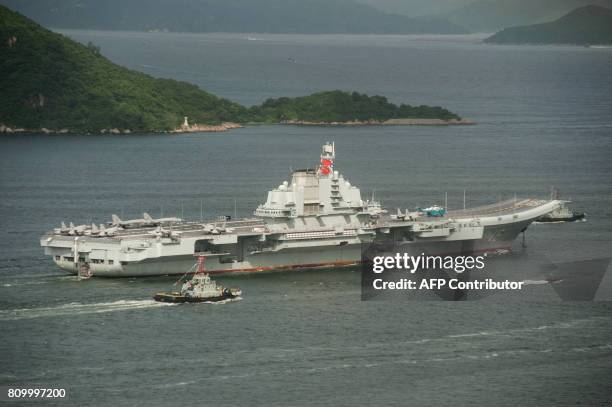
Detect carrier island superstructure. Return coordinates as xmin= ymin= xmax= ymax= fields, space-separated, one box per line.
xmin=40 ymin=143 xmax=564 ymax=277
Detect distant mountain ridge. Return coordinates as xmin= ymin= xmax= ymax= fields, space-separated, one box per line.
xmin=444 ymin=0 xmax=612 ymax=32
xmin=485 ymin=5 xmax=612 ymax=45
xmin=0 ymin=0 xmax=466 ymax=34
xmin=355 ymin=0 xmax=475 ymax=18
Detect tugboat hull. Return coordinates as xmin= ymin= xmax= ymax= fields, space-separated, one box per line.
xmin=537 ymin=212 xmax=585 ymax=223
xmin=153 ymin=291 xmax=237 ymax=303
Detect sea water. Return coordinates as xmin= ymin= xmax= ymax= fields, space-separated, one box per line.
xmin=1 ymin=32 xmax=611 ymax=406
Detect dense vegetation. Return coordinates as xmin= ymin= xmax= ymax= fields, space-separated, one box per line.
xmin=0 ymin=6 xmax=461 ymax=132
xmin=485 ymin=5 xmax=612 ymax=45
xmin=251 ymin=91 xmax=460 ymax=123
xmin=0 ymin=6 xmax=250 ymax=131
xmin=0 ymin=0 xmax=466 ymax=34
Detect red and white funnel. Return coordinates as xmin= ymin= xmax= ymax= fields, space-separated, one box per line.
xmin=319 ymin=142 xmax=335 ymax=176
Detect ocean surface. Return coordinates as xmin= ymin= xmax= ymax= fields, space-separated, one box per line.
xmin=1 ymin=32 xmax=612 ymax=406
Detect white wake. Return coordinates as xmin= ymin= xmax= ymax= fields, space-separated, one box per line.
xmin=0 ymin=299 xmax=175 ymax=321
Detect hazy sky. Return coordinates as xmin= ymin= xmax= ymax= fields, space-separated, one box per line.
xmin=355 ymin=0 xmax=476 ymax=16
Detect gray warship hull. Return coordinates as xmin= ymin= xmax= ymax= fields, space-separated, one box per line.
xmin=40 ymin=143 xmax=564 ymax=277
xmin=41 ymin=201 xmax=556 ymax=277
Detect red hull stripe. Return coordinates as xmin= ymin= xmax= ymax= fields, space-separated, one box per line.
xmin=206 ymin=261 xmax=359 ymax=274
xmin=203 ymin=246 xmax=512 ymax=274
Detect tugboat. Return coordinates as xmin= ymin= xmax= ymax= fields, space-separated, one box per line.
xmin=153 ymin=257 xmax=242 ymax=303
xmin=536 ymin=202 xmax=585 ymax=223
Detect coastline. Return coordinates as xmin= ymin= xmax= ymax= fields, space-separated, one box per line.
xmin=0 ymin=118 xmax=474 ymax=135
xmin=280 ymin=118 xmax=475 ymax=126
xmin=171 ymin=122 xmax=243 ymax=133
xmin=0 ymin=122 xmax=243 ymax=135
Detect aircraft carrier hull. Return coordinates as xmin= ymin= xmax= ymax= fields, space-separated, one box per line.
xmin=46 ymin=218 xmax=533 ymax=277
xmin=51 ymin=243 xmax=364 ymax=277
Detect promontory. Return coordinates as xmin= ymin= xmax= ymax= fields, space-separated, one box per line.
xmin=485 ymin=5 xmax=612 ymax=45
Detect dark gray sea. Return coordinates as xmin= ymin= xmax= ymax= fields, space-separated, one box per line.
xmin=1 ymin=32 xmax=611 ymax=406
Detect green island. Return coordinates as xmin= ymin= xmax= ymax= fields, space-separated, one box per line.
xmin=485 ymin=5 xmax=612 ymax=45
xmin=251 ymin=92 xmax=462 ymax=124
xmin=0 ymin=5 xmax=467 ymax=134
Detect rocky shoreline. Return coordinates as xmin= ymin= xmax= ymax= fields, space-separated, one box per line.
xmin=281 ymin=118 xmax=475 ymax=126
xmin=0 ymin=122 xmax=243 ymax=135
xmin=171 ymin=122 xmax=243 ymax=133
xmin=1 ymin=118 xmax=473 ymax=135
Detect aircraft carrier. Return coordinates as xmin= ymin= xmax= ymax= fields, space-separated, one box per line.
xmin=40 ymin=143 xmax=564 ymax=277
